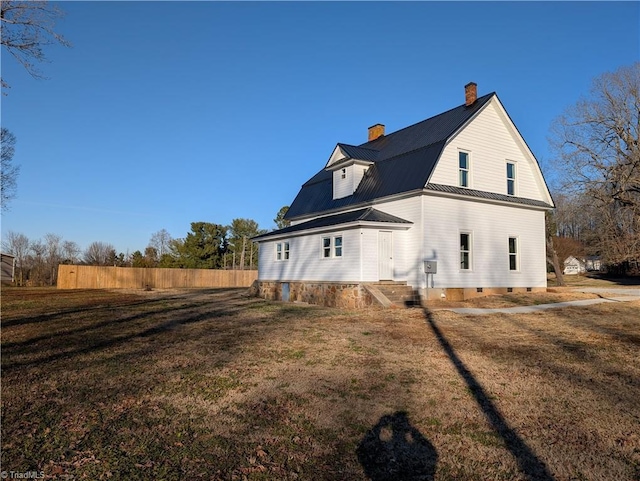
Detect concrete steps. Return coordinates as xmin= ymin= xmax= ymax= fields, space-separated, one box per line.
xmin=365 ymin=282 xmax=422 ymax=308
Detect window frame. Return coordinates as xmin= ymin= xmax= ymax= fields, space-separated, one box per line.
xmin=321 ymin=235 xmax=343 ymax=259
xmin=506 ymin=161 xmax=516 ymax=196
xmin=460 ymin=231 xmax=472 ymax=271
xmin=458 ymin=150 xmax=470 ymax=188
xmin=508 ymin=236 xmax=519 ymax=271
xmin=275 ymin=241 xmax=290 ymax=261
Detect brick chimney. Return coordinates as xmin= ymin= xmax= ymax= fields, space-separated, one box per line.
xmin=465 ymin=82 xmax=477 ymax=106
xmin=368 ymin=123 xmax=385 ymax=142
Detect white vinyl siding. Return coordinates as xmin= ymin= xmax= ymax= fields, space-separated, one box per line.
xmin=258 ymin=193 xmax=547 ymax=289
xmin=429 ymin=99 xmax=548 ymax=202
xmin=332 ymin=164 xmax=369 ymax=200
xmin=422 ymin=194 xmax=547 ymax=288
xmin=258 ymin=197 xmax=420 ymax=284
xmin=258 ymin=229 xmax=360 ymax=282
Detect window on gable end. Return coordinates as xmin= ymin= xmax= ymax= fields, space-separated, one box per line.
xmin=459 ymin=151 xmax=470 ymax=188
xmin=507 ymin=162 xmax=516 ymax=195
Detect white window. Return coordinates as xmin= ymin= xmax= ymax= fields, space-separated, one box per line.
xmin=334 ymin=236 xmax=343 ymax=257
xmin=507 ymin=162 xmax=516 ymax=195
xmin=276 ymin=241 xmax=290 ymax=261
xmin=459 ymin=151 xmax=470 ymax=188
xmin=321 ymin=235 xmax=343 ymax=258
xmin=460 ymin=232 xmax=471 ymax=270
xmin=509 ymin=237 xmax=518 ymax=271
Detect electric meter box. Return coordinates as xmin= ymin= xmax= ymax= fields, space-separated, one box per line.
xmin=424 ymin=261 xmax=437 ymax=274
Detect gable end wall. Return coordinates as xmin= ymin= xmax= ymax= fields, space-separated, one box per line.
xmin=430 ymin=100 xmax=546 ymax=201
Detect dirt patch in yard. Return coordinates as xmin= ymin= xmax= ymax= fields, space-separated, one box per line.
xmin=1 ymin=287 xmax=639 ymax=480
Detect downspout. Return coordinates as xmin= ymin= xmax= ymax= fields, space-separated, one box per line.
xmin=421 ymin=194 xmax=426 ymax=291
xmin=359 ymin=228 xmax=363 ymax=281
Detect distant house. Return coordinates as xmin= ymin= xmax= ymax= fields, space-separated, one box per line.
xmin=1 ymin=253 xmax=16 ymax=283
xmin=563 ymin=256 xmax=586 ymax=275
xmin=253 ymin=83 xmax=554 ymax=307
xmin=585 ymin=256 xmax=602 ymax=272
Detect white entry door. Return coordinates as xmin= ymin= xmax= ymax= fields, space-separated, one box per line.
xmin=378 ymin=231 xmax=393 ymax=280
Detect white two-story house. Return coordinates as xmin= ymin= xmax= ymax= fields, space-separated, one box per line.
xmin=253 ymin=83 xmax=554 ymax=307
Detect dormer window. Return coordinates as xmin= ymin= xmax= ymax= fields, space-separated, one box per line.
xmin=326 ymin=143 xmax=377 ymax=200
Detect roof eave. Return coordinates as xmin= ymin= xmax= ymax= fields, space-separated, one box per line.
xmin=422 ymin=186 xmax=554 ymax=210
xmin=285 ymin=188 xmax=425 ymax=224
xmin=253 ymin=219 xmax=412 ymax=242
xmin=325 ymin=158 xmax=375 ymax=171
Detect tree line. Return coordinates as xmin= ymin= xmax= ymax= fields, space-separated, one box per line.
xmin=2 ymin=210 xmax=290 ymax=286
xmin=546 ymin=62 xmax=639 ymax=281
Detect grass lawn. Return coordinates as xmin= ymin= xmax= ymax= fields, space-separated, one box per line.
xmin=1 ymin=287 xmax=639 ymax=480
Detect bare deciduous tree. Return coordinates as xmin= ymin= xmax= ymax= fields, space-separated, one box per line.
xmin=149 ymin=229 xmax=172 ymax=258
xmin=83 ymin=241 xmax=115 ymax=266
xmin=62 ymin=240 xmax=81 ymax=264
xmin=1 ymin=128 xmax=20 ymax=211
xmin=1 ymin=231 xmax=29 ymax=285
xmin=0 ymin=0 xmax=71 ymax=90
xmin=44 ymin=233 xmax=62 ymax=285
xmin=550 ymin=63 xmax=640 ymax=273
xmin=29 ymin=239 xmax=46 ymax=285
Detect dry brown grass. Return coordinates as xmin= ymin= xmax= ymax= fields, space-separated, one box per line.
xmin=1 ymin=287 xmax=639 ymax=480
xmin=430 ymin=290 xmax=601 ymax=309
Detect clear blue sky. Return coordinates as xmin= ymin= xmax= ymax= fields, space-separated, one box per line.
xmin=2 ymin=1 xmax=638 ymax=255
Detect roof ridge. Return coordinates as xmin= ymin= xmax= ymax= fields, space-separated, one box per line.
xmin=358 ymin=92 xmax=496 ymax=148
xmin=370 ymin=140 xmax=447 ymax=165
xmin=358 ymin=206 xmax=374 ymax=220
xmin=338 ymin=142 xmax=380 ymax=152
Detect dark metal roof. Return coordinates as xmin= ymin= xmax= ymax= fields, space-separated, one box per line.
xmin=286 ymin=93 xmax=497 ymax=219
xmin=253 ymin=207 xmax=412 ymax=241
xmin=425 ymin=184 xmax=553 ymax=209
xmin=336 ymin=143 xmax=380 ymax=162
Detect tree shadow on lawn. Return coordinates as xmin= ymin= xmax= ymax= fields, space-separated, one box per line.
xmin=502 ymin=312 xmax=640 ymax=412
xmin=422 ymin=306 xmax=555 ymax=481
xmin=0 ymin=290 xmax=258 ymax=372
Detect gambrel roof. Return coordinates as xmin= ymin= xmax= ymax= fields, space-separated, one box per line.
xmin=285 ymin=92 xmax=552 ymax=221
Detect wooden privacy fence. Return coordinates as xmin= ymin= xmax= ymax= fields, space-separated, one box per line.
xmin=57 ymin=265 xmax=258 ymax=289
